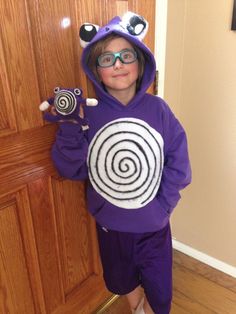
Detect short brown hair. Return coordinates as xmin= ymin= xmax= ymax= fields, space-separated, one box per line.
xmin=87 ymin=33 xmax=145 ymax=90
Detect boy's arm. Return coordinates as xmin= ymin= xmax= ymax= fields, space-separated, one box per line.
xmin=51 ymin=122 xmax=88 ymax=180
xmin=157 ymin=105 xmax=192 ymax=214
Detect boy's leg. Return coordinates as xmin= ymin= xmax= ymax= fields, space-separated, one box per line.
xmin=143 ymin=297 xmax=154 ymax=314
xmin=126 ymin=285 xmax=143 ymax=310
xmin=137 ymin=223 xmax=173 ymax=314
xmin=127 ymin=292 xmax=154 ymax=314
xmin=96 ymin=224 xmax=140 ymax=295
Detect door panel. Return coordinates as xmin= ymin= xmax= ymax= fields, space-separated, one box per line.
xmin=51 ymin=179 xmax=99 ymax=295
xmin=0 ymin=0 xmax=155 ymax=313
xmin=28 ymin=177 xmax=65 ymax=313
xmin=0 ymin=0 xmax=42 ymax=131
xmin=0 ymin=198 xmax=34 ymax=313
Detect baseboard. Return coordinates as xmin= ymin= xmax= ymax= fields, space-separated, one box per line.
xmin=172 ymin=239 xmax=236 ymax=278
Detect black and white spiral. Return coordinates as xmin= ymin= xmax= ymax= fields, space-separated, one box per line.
xmin=54 ymin=90 xmax=77 ymax=115
xmin=88 ymin=118 xmax=164 ymax=209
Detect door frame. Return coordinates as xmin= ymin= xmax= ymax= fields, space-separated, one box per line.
xmin=155 ymin=0 xmax=168 ymax=98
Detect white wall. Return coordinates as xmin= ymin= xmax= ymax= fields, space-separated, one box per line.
xmin=164 ymin=0 xmax=236 ymax=269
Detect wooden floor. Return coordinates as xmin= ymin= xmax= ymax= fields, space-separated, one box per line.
xmin=97 ymin=250 xmax=236 ymax=314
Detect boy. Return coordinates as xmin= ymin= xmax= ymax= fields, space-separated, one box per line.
xmin=52 ymin=12 xmax=191 ymax=313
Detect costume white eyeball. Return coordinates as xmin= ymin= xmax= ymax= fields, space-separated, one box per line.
xmin=54 ymin=86 xmax=60 ymax=93
xmin=74 ymin=88 xmax=82 ymax=95
xmin=120 ymin=12 xmax=148 ymax=41
xmin=79 ymin=23 xmax=99 ymax=48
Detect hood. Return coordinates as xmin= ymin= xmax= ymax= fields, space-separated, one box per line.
xmin=80 ymin=12 xmax=156 ymax=108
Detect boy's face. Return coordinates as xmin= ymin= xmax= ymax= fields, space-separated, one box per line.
xmin=97 ymin=37 xmax=139 ymax=97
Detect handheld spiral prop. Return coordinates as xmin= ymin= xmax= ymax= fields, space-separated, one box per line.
xmin=39 ymin=87 xmax=98 ymax=125
xmin=54 ymin=87 xmax=81 ymax=115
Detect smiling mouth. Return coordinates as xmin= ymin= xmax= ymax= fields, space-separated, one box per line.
xmin=112 ymin=73 xmax=129 ymax=78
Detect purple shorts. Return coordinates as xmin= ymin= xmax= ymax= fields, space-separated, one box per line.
xmin=96 ymin=222 xmax=172 ymax=314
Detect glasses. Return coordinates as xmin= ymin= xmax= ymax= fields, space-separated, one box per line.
xmin=97 ymin=49 xmax=137 ymax=68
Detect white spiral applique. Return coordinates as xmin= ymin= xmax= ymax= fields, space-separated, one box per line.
xmin=87 ymin=118 xmax=164 ymax=209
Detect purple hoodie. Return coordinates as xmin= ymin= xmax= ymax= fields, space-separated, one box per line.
xmin=52 ymin=13 xmax=191 ymax=233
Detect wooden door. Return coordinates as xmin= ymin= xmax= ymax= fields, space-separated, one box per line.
xmin=0 ymin=1 xmax=155 ymax=313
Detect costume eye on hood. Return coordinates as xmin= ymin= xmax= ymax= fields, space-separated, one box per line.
xmin=79 ymin=12 xmax=148 ymax=48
